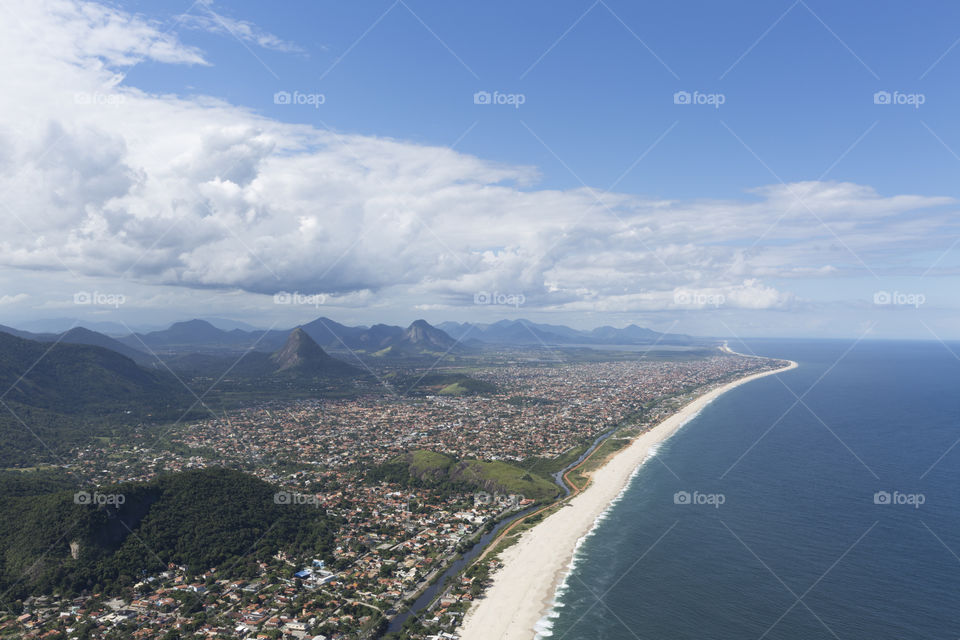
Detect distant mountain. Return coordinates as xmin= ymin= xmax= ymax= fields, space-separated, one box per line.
xmin=357 ymin=323 xmax=405 ymax=350
xmin=438 ymin=319 xmax=572 ymax=345
xmin=364 ymin=320 xmax=465 ymax=358
xmin=589 ymin=324 xmax=663 ymax=343
xmin=201 ymin=317 xmax=262 ymax=332
xmin=298 ymin=317 xmax=402 ymax=351
xmin=270 ymin=328 xmax=359 ymax=375
xmin=299 ymin=316 xmax=368 ymax=349
xmin=89 ymin=316 xmax=709 ymax=359
xmin=16 ymin=318 xmax=151 ymax=336
xmin=437 ymin=319 xmax=700 ymax=346
xmin=508 ymin=320 xmax=585 ymax=340
xmin=399 ymin=319 xmax=459 ymax=350
xmin=134 ymin=319 xmax=228 ymax=346
xmin=164 ymin=328 xmax=360 ymax=378
xmin=119 ymin=319 xmax=288 ymax=354
xmin=0 ymin=325 xmax=153 ymax=364
xmin=482 ymin=319 xmax=573 ymax=345
xmin=435 ymin=321 xmax=470 ymax=339
xmin=299 ymin=318 xmax=461 ymax=358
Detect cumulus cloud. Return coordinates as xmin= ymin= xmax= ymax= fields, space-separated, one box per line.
xmin=0 ymin=0 xmax=956 ymax=317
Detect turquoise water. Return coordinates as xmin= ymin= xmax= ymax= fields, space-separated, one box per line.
xmin=544 ymin=339 xmax=960 ymax=640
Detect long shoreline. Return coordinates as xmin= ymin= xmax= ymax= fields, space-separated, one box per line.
xmin=457 ymin=354 xmax=798 ymax=640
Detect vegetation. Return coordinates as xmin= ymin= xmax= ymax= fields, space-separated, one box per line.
xmin=400 ymin=373 xmax=497 ymax=396
xmin=0 ymin=332 xmax=188 ymax=416
xmin=521 ymin=442 xmax=590 ymax=477
xmin=367 ymin=450 xmax=559 ymax=502
xmin=0 ymin=332 xmax=196 ymax=467
xmin=566 ymin=428 xmax=638 ymax=490
xmin=0 ymin=468 xmax=338 ymax=600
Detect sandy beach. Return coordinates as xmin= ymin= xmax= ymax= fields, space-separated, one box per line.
xmin=457 ymin=356 xmax=798 ymax=640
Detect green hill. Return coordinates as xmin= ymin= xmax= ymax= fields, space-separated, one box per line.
xmin=403 ymin=373 xmax=497 ymax=396
xmin=0 ymin=468 xmax=338 ymax=599
xmin=0 ymin=331 xmax=187 ymax=415
xmin=369 ymin=450 xmax=559 ymax=502
xmin=0 ymin=331 xmax=194 ymax=467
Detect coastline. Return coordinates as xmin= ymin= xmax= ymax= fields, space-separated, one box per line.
xmin=457 ymin=355 xmax=798 ymax=640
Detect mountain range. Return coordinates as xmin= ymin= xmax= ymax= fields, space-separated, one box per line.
xmin=0 ymin=327 xmax=360 ymax=467
xmin=436 ymin=319 xmax=698 ymax=346
xmin=0 ymin=317 xmax=706 ymax=369
xmin=0 ymin=317 xmax=709 ymax=467
xmin=148 ymin=327 xmax=364 ymax=379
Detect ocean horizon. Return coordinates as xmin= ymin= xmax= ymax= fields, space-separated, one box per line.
xmin=541 ymin=338 xmax=960 ymax=640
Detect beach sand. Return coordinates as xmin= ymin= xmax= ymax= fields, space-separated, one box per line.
xmin=457 ymin=357 xmax=798 ymax=640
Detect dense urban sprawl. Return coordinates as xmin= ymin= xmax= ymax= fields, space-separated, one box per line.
xmin=5 ymin=354 xmax=780 ymax=640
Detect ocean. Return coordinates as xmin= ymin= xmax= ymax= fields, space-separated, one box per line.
xmin=541 ymin=339 xmax=960 ymax=640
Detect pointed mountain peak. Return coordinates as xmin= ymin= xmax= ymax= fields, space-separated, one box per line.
xmin=406 ymin=318 xmax=433 ymax=332
xmin=400 ymin=320 xmax=457 ymax=350
xmin=404 ymin=319 xmax=439 ymax=341
xmin=288 ymin=326 xmax=310 ymax=340
xmin=270 ymin=327 xmax=332 ymax=372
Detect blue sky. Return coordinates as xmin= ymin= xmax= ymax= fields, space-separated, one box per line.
xmin=121 ymin=0 xmax=960 ymax=198
xmin=1 ymin=0 xmax=960 ymax=339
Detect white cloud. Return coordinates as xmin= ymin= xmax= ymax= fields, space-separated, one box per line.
xmin=17 ymin=0 xmax=209 ymax=67
xmin=180 ymin=3 xmax=304 ymax=54
xmin=0 ymin=0 xmax=956 ymax=320
xmin=0 ymin=294 xmax=29 ymax=306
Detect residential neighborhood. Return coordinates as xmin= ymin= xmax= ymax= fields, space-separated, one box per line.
xmin=1 ymin=354 xmax=776 ymax=640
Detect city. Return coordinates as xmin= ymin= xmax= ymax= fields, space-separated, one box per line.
xmin=2 ymin=353 xmax=782 ymax=640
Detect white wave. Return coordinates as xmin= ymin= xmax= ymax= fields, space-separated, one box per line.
xmin=533 ymin=395 xmax=714 ymax=638
xmin=533 ymin=616 xmax=555 ymax=637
